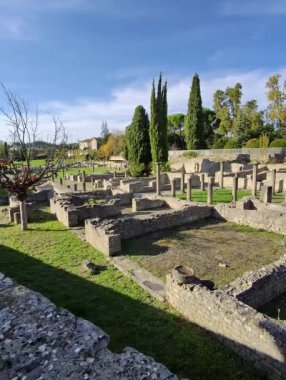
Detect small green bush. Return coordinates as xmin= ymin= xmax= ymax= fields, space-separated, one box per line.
xmin=244 ymin=138 xmax=259 ymax=148
xmin=211 ymin=137 xmax=228 ymax=149
xmin=269 ymin=139 xmax=286 ymax=148
xmin=224 ymin=139 xmax=238 ymax=149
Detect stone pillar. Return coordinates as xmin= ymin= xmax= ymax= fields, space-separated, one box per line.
xmin=219 ymin=161 xmax=224 ymax=188
xmin=60 ymin=178 xmax=63 ymax=185
xmin=156 ymin=163 xmax=161 ymax=196
xmin=271 ymin=169 xmax=276 ymax=195
xmin=232 ymin=173 xmax=238 ymax=202
xmin=252 ymin=163 xmax=258 ymax=197
xmin=74 ymin=184 xmax=77 ymax=192
xmin=200 ymin=173 xmax=205 ymax=191
xmin=207 ymin=178 xmax=214 ymax=205
xmin=171 ymin=179 xmax=176 ymax=197
xmin=83 ymin=183 xmax=86 ymax=192
xmin=180 ymin=171 xmax=185 ymax=193
xmin=260 ymin=185 xmax=272 ymax=203
xmin=114 ymin=171 xmax=117 ymax=178
xmin=187 ymin=176 xmax=192 ymax=201
xmin=13 ymin=212 xmax=21 ymax=224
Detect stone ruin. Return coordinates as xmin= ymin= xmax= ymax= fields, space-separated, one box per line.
xmin=50 ymin=192 xmax=126 ymax=228
xmin=0 ymin=273 xmax=176 ymax=380
xmin=5 ymin=159 xmax=286 ymax=379
xmin=85 ymin=197 xmax=212 ymax=256
xmin=166 ymin=257 xmax=286 ymax=380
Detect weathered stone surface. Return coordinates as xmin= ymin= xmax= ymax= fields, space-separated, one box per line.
xmin=222 ymin=256 xmax=286 ymax=308
xmin=0 ymin=274 xmax=177 ymax=380
xmin=166 ymin=274 xmax=286 ymax=380
xmin=214 ymin=201 xmax=286 ymax=234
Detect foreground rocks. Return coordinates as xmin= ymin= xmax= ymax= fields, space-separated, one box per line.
xmin=0 ymin=274 xmax=177 ymax=380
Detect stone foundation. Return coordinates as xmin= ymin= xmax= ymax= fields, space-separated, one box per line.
xmin=222 ymin=257 xmax=286 ymax=309
xmin=214 ymin=201 xmax=286 ymax=234
xmin=166 ymin=270 xmax=286 ymax=380
xmin=132 ymin=197 xmax=166 ymax=212
xmin=50 ymin=195 xmax=122 ymax=227
xmin=85 ymin=203 xmax=212 ymax=256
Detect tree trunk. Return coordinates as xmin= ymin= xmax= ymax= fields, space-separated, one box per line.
xmin=19 ymin=199 xmax=28 ymax=231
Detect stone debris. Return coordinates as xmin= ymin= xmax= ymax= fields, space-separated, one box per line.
xmin=0 ymin=274 xmax=177 ymax=380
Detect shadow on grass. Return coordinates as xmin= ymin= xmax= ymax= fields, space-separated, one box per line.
xmin=0 ymin=243 xmax=264 ymax=380
xmin=0 ymin=224 xmax=13 ymax=228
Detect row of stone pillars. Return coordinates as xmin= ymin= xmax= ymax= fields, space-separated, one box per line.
xmin=170 ymin=176 xmax=194 ymax=201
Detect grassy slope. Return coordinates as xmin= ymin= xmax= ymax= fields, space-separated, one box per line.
xmin=0 ymin=209 xmax=261 ymax=380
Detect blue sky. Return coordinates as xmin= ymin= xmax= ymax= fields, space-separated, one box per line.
xmin=1 ymin=0 xmax=286 ymax=141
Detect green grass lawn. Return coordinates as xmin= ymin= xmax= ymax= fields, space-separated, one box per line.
xmin=0 ymin=209 xmax=261 ymax=379
xmin=177 ymin=188 xmax=251 ymax=204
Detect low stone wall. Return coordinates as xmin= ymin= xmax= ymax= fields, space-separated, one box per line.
xmin=68 ymin=173 xmax=114 ymax=182
xmin=223 ymin=257 xmax=286 ymax=309
xmin=50 ymin=196 xmax=122 ymax=227
xmin=132 ymin=197 xmax=166 ymax=212
xmin=118 ymin=178 xmax=156 ymax=193
xmin=169 ymin=148 xmax=286 ymax=162
xmin=0 ymin=274 xmax=176 ymax=379
xmin=214 ymin=202 xmax=286 ymax=235
xmin=166 ymin=274 xmax=286 ymax=380
xmin=85 ymin=204 xmax=212 ymax=256
xmin=85 ymin=219 xmax=122 ymax=255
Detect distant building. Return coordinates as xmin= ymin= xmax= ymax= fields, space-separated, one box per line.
xmin=79 ymin=137 xmax=102 ymax=151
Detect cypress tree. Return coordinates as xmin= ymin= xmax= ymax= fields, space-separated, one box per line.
xmin=125 ymin=105 xmax=151 ymax=177
xmin=149 ymin=74 xmax=168 ymax=165
xmin=161 ymin=81 xmax=168 ymax=161
xmin=185 ymin=73 xmax=204 ymax=149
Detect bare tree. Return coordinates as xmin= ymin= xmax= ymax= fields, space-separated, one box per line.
xmin=0 ymin=84 xmax=67 ymax=230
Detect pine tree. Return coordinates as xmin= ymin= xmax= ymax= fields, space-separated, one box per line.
xmin=149 ymin=74 xmax=168 ymax=165
xmin=125 ymin=105 xmax=151 ymax=177
xmin=185 ymin=73 xmax=204 ymax=149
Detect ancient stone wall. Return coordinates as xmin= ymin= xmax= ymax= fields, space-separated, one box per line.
xmin=118 ymin=178 xmax=156 ymax=193
xmin=85 ymin=219 xmax=121 ymax=255
xmin=166 ymin=274 xmax=286 ymax=380
xmin=222 ymin=257 xmax=286 ymax=309
xmin=85 ymin=204 xmax=212 ymax=256
xmin=0 ymin=273 xmax=176 ymax=379
xmin=132 ymin=197 xmax=166 ymax=212
xmin=50 ymin=197 xmax=122 ymax=227
xmin=214 ymin=203 xmax=286 ymax=235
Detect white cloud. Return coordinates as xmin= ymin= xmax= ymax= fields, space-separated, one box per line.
xmin=220 ymin=0 xmax=286 ymax=16
xmin=1 ymin=68 xmax=286 ymax=142
xmin=0 ymin=18 xmax=36 ymax=40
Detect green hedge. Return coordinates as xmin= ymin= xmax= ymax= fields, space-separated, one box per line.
xmin=269 ymin=139 xmax=286 ymax=148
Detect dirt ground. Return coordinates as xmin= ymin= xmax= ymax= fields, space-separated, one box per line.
xmin=122 ymin=218 xmax=285 ymax=288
